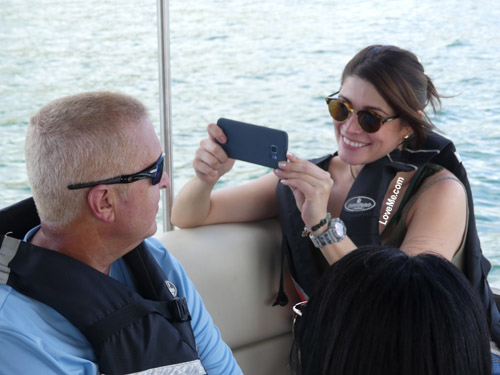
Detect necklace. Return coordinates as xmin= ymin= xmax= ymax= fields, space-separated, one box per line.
xmin=350 ymin=165 xmax=356 ymax=180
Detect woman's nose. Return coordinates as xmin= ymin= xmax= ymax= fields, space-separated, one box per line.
xmin=342 ymin=113 xmax=363 ymax=133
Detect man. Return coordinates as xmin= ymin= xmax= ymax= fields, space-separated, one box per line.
xmin=0 ymin=92 xmax=242 ymax=375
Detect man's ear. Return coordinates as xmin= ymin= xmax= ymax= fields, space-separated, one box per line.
xmin=87 ymin=186 xmax=116 ymax=223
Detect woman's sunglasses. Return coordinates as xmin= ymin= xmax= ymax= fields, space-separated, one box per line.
xmin=325 ymin=92 xmax=400 ymax=133
xmin=67 ymin=154 xmax=165 ymax=190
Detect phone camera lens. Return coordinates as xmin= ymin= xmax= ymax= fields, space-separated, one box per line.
xmin=270 ymin=145 xmax=278 ymax=160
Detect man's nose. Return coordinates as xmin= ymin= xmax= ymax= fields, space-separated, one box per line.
xmin=158 ymin=172 xmax=170 ymax=189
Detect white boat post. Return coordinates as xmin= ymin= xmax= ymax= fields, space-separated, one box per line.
xmin=157 ymin=0 xmax=174 ymax=232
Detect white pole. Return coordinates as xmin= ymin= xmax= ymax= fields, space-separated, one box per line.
xmin=157 ymin=0 xmax=174 ymax=232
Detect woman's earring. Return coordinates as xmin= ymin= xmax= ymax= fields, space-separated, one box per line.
xmin=403 ymin=133 xmax=410 ymax=140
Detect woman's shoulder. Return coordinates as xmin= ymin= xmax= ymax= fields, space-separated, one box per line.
xmin=408 ymin=163 xmax=467 ymax=216
xmin=419 ymin=164 xmax=465 ymax=191
xmin=400 ymin=163 xmax=468 ymax=260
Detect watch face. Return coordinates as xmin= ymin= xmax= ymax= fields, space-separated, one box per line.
xmin=334 ymin=221 xmax=345 ymax=237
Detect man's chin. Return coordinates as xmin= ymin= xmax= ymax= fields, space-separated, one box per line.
xmin=146 ymin=222 xmax=158 ymax=238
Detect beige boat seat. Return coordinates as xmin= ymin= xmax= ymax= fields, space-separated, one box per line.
xmin=155 ymin=218 xmax=300 ymax=375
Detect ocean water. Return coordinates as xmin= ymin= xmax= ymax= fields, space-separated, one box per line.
xmin=1 ymin=0 xmax=500 ymax=281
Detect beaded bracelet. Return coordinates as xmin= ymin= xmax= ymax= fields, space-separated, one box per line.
xmin=301 ymin=212 xmax=332 ymax=237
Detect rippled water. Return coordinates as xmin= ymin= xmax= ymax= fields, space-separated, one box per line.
xmin=1 ymin=0 xmax=500 ymax=282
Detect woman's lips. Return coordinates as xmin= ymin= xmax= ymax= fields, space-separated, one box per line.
xmin=342 ymin=135 xmax=368 ymax=148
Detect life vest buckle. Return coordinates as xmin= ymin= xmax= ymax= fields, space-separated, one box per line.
xmin=169 ymin=297 xmax=191 ymax=322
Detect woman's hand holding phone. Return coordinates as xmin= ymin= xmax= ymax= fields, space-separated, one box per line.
xmin=274 ymin=152 xmax=333 ymax=231
xmin=192 ymin=123 xmax=235 ymax=184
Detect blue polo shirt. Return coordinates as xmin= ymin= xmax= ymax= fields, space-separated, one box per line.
xmin=0 ymin=231 xmax=241 ymax=375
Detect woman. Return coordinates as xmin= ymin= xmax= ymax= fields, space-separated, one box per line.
xmin=291 ymin=246 xmax=492 ymax=375
xmin=171 ymin=45 xmax=500 ymax=354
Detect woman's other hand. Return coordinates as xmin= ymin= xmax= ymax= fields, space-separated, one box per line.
xmin=193 ymin=123 xmax=235 ymax=184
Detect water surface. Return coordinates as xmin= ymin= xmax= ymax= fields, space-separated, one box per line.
xmin=1 ymin=0 xmax=500 ymax=282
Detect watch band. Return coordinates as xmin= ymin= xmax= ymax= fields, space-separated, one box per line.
xmin=301 ymin=213 xmax=332 ymax=237
xmin=309 ymin=218 xmax=346 ymax=248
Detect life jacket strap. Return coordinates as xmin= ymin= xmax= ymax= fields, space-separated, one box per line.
xmin=83 ymin=297 xmax=191 ymax=347
xmin=272 ymin=239 xmax=289 ymax=307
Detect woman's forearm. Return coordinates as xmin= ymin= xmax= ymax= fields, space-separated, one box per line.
xmin=319 ymin=236 xmax=357 ymax=264
xmin=171 ymin=177 xmax=217 ymax=228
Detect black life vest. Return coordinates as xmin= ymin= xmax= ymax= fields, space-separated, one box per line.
xmin=275 ymin=132 xmax=500 ymax=346
xmin=0 ymin=200 xmax=206 ymax=375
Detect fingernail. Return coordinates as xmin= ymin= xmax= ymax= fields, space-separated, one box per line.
xmin=286 ymin=151 xmax=294 ymax=158
xmin=278 ymin=161 xmax=286 ymax=168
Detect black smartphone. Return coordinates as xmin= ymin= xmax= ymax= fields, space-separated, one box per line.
xmin=216 ymin=118 xmax=288 ymax=169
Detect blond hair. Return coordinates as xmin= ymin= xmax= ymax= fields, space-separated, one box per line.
xmin=25 ymin=91 xmax=151 ymax=227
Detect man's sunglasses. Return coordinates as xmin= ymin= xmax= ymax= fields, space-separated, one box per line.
xmin=325 ymin=92 xmax=400 ymax=133
xmin=67 ymin=154 xmax=165 ymax=190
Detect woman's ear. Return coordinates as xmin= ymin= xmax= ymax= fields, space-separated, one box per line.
xmin=87 ymin=186 xmax=116 ymax=223
xmin=403 ymin=110 xmax=424 ymax=137
xmin=405 ymin=124 xmax=414 ymax=137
